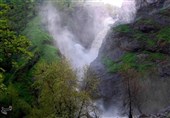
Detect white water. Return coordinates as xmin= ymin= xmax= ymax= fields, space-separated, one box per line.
xmin=41 ymin=0 xmax=136 ymax=117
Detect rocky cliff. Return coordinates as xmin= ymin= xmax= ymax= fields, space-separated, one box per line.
xmin=90 ymin=0 xmax=170 ymax=116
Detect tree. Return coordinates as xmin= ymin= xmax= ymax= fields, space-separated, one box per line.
xmin=0 ymin=3 xmax=32 ymax=71
xmin=30 ymin=61 xmax=99 ymax=118
xmin=0 ymin=2 xmax=42 ymax=118
xmin=122 ymin=69 xmax=143 ymax=118
xmin=2 ymin=0 xmax=37 ymax=33
xmin=0 ymin=68 xmax=7 ymax=96
xmin=77 ymin=68 xmax=100 ymax=118
xmin=30 ymin=60 xmax=79 ymax=118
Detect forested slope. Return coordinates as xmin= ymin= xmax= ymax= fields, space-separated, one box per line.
xmin=0 ymin=1 xmax=99 ymax=117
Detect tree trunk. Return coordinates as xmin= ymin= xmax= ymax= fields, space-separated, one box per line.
xmin=128 ymin=78 xmax=133 ymax=118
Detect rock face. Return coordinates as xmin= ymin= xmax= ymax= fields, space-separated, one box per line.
xmin=139 ymin=106 xmax=170 ymax=118
xmin=90 ymin=31 xmax=126 ymax=109
xmin=90 ymin=0 xmax=170 ymax=115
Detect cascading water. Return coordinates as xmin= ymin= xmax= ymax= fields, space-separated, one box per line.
xmin=41 ymin=0 xmax=136 ymax=117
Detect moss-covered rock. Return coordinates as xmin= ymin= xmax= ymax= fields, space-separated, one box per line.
xmin=134 ymin=18 xmax=160 ymax=33
xmin=158 ymin=6 xmax=170 ymax=17
xmin=114 ymin=24 xmax=132 ymax=33
xmin=90 ymin=1 xmax=170 ymax=116
xmin=156 ymin=27 xmax=170 ymax=43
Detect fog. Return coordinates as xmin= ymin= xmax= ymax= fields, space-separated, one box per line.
xmin=41 ymin=0 xmax=136 ymax=117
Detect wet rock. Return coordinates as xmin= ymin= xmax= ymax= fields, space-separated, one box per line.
xmin=138 ymin=105 xmax=170 ymax=118
xmin=139 ymin=114 xmax=150 ymax=118
xmin=120 ymin=38 xmax=143 ymax=51
xmin=90 ymin=0 xmax=170 ymax=115
xmin=90 ymin=29 xmax=126 ymax=109
xmin=137 ymin=53 xmax=149 ymax=60
xmin=138 ymin=24 xmax=158 ymax=33
xmin=158 ymin=43 xmax=170 ymax=55
xmin=145 ymin=45 xmax=158 ymax=52
xmin=158 ymin=62 xmax=170 ymax=77
xmin=164 ymin=0 xmax=170 ymax=7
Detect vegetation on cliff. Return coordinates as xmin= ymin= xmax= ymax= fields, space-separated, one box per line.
xmin=0 ymin=0 xmax=170 ymax=117
xmin=104 ymin=3 xmax=170 ymax=117
xmin=0 ymin=1 xmax=99 ymax=117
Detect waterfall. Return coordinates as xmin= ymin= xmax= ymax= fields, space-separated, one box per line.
xmin=41 ymin=0 xmax=136 ymax=117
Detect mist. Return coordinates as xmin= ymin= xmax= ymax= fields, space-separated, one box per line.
xmin=40 ymin=0 xmax=137 ymax=117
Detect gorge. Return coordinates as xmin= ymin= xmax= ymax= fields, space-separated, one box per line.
xmin=41 ymin=0 xmax=136 ymax=117
xmin=0 ymin=0 xmax=170 ymax=117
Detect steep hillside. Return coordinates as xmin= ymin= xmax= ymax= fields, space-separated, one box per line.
xmin=91 ymin=0 xmax=170 ymax=116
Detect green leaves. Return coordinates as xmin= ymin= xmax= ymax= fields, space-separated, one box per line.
xmin=31 ymin=61 xmax=99 ymax=118
xmin=31 ymin=61 xmax=78 ymax=118
xmin=156 ymin=27 xmax=170 ymax=43
xmin=104 ymin=53 xmax=137 ymax=73
xmin=114 ymin=24 xmax=132 ymax=33
xmin=0 ymin=3 xmax=32 ymax=71
xmin=0 ymin=3 xmax=9 ymax=16
xmin=104 ymin=52 xmax=160 ymax=73
xmin=0 ymin=73 xmax=7 ymax=95
xmin=5 ymin=0 xmax=36 ymax=33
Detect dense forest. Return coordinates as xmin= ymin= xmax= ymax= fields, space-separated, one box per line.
xmin=0 ymin=0 xmax=170 ymax=118
xmin=0 ymin=0 xmax=98 ymax=117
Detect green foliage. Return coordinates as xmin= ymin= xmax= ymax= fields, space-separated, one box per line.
xmin=121 ymin=53 xmax=138 ymax=71
xmin=0 ymin=2 xmax=59 ymax=116
xmin=4 ymin=0 xmax=36 ymax=33
xmin=23 ymin=16 xmax=60 ymax=62
xmin=104 ymin=52 xmax=159 ymax=73
xmin=31 ymin=61 xmax=79 ymax=118
xmin=114 ymin=24 xmax=132 ymax=33
xmin=132 ymin=31 xmax=156 ymax=47
xmin=144 ymin=51 xmax=166 ymax=61
xmin=104 ymin=53 xmax=137 ymax=73
xmin=104 ymin=59 xmax=122 ymax=73
xmin=0 ymin=3 xmax=9 ymax=15
xmin=0 ymin=83 xmax=32 ymax=118
xmin=133 ymin=17 xmax=170 ymax=46
xmin=136 ymin=18 xmax=157 ymax=26
xmin=52 ymin=0 xmax=78 ymax=10
xmin=0 ymin=67 xmax=35 ymax=118
xmin=133 ymin=31 xmax=148 ymax=41
xmin=146 ymin=39 xmax=156 ymax=46
xmin=114 ymin=23 xmax=157 ymax=47
xmin=0 ymin=3 xmax=35 ymax=118
xmin=132 ymin=18 xmax=162 ymax=47
xmin=14 ymin=82 xmax=34 ymax=103
xmin=0 ymin=3 xmax=32 ymax=71
xmin=42 ymin=45 xmax=60 ymax=62
xmin=158 ymin=7 xmax=170 ymax=17
xmin=0 ymin=72 xmax=7 ymax=96
xmin=156 ymin=27 xmax=170 ymax=43
xmin=22 ymin=17 xmax=51 ymax=46
xmin=29 ymin=61 xmax=99 ymax=118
